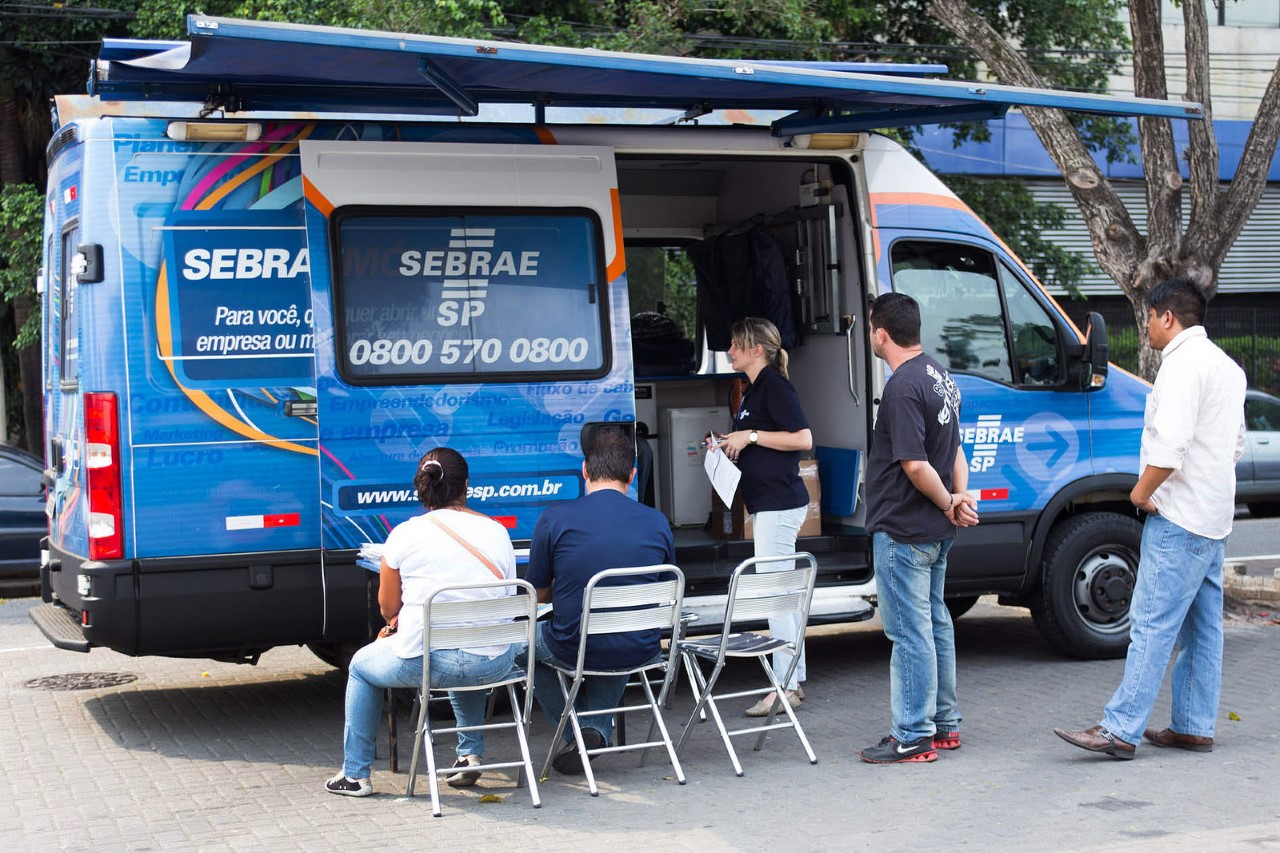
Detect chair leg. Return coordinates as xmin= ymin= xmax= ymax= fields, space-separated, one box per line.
xmin=539 ymin=671 xmax=585 ymax=780
xmin=406 ymin=691 xmax=431 ymax=797
xmin=680 ymin=650 xmax=704 ymax=717
xmin=421 ymin=714 xmax=443 ymax=816
xmin=385 ymin=688 xmax=399 ymax=774
xmin=705 ymin=687 xmax=744 ymax=776
xmin=661 ymin=642 xmax=681 ymax=711
xmin=637 ymin=669 xmax=685 ymax=783
xmin=757 ymin=657 xmax=817 ymax=763
xmin=507 ymin=683 xmax=542 ymax=808
xmin=674 ymin=655 xmax=716 ymax=754
xmin=641 ymin=662 xmax=678 ymax=767
xmin=677 ymin=657 xmax=745 ymax=776
xmin=561 ymin=677 xmax=604 ymax=797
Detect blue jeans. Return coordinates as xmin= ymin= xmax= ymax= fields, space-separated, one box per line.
xmin=753 ymin=505 xmax=809 ymax=690
xmin=522 ymin=622 xmax=627 ymax=745
xmin=873 ymin=531 xmax=960 ymax=743
xmin=341 ymin=638 xmax=515 ymax=779
xmin=1101 ymin=513 xmax=1225 ymax=744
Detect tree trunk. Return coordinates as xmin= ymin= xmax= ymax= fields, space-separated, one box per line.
xmin=0 ymin=100 xmax=27 ymax=185
xmin=0 ymin=58 xmax=38 ymax=451
xmin=1128 ymin=0 xmax=1181 ymax=299
xmin=10 ymin=295 xmax=42 ymax=453
xmin=928 ymin=0 xmax=1146 ymax=295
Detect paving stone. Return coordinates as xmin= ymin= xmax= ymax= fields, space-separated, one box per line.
xmin=2 ymin=596 xmax=1278 ymax=850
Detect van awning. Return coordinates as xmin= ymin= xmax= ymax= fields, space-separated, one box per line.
xmin=94 ymin=15 xmax=1202 ymax=134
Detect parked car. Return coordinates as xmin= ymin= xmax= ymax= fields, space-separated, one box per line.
xmin=0 ymin=444 xmax=45 ymax=596
xmin=1238 ymin=388 xmax=1280 ymax=518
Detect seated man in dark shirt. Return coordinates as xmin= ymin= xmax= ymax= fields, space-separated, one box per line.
xmin=524 ymin=424 xmax=676 ymax=774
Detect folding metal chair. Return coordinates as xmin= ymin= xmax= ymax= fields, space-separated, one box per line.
xmin=406 ymin=578 xmax=541 ymax=817
xmin=675 ymin=553 xmax=819 ymax=776
xmin=539 ymin=565 xmax=687 ymax=797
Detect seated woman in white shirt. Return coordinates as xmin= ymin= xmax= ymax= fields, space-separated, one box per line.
xmin=325 ymin=447 xmax=517 ymax=797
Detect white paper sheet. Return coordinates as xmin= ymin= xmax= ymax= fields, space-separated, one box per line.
xmin=703 ymin=445 xmax=741 ymax=507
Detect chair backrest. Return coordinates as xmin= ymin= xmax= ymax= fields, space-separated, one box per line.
xmin=422 ymin=578 xmax=538 ymax=654
xmin=721 ymin=553 xmax=818 ymax=631
xmin=574 ymin=565 xmax=685 ymax=670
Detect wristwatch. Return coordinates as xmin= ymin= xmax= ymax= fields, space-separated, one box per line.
xmin=748 ymin=430 xmax=759 ymax=444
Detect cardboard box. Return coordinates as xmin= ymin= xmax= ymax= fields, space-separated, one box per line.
xmin=711 ymin=459 xmax=821 ymax=540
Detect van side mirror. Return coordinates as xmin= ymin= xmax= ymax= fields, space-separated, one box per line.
xmin=1080 ymin=311 xmax=1108 ymax=390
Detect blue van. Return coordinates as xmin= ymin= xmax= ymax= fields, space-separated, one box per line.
xmin=31 ymin=17 xmax=1200 ymax=664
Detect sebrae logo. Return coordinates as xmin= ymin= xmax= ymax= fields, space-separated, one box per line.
xmin=397 ymin=228 xmax=541 ymax=327
xmin=962 ymin=413 xmax=1025 ymax=473
xmin=182 ymin=247 xmax=310 ymax=281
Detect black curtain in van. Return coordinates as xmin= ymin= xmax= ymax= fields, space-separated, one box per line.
xmin=688 ymin=229 xmax=797 ymax=352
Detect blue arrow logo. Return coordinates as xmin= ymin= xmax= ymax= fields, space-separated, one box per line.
xmin=1028 ymin=426 xmax=1069 ymax=468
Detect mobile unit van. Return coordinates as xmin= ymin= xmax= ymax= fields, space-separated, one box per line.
xmin=32 ymin=17 xmax=1202 ymax=664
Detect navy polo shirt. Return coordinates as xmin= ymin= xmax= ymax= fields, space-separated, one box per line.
xmin=525 ymin=489 xmax=675 ymax=670
xmin=733 ymin=364 xmax=811 ymax=515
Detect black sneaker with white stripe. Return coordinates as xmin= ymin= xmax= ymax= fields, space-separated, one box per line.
xmin=859 ymin=735 xmax=938 ymax=764
xmin=325 ymin=773 xmax=372 ymax=797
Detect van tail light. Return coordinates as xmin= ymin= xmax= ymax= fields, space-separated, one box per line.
xmin=84 ymin=392 xmax=124 ymax=560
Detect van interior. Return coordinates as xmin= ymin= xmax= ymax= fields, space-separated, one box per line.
xmin=615 ymin=155 xmax=871 ymax=561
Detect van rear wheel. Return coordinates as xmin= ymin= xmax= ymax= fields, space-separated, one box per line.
xmin=1031 ymin=511 xmax=1143 ymax=660
xmin=308 ymin=641 xmax=362 ymax=671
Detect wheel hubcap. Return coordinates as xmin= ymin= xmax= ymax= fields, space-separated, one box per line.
xmin=1073 ymin=547 xmax=1138 ymax=633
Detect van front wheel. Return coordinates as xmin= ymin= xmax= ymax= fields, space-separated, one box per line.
xmin=1031 ymin=512 xmax=1143 ymax=660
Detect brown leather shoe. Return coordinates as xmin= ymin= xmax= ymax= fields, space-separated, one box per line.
xmin=1143 ymin=727 xmax=1213 ymax=752
xmin=1053 ymin=725 xmax=1136 ymax=760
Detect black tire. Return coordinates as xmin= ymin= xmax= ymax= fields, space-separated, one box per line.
xmin=945 ymin=596 xmax=980 ymax=621
xmin=1031 ymin=511 xmax=1143 ymax=660
xmin=1247 ymin=501 xmax=1280 ymax=518
xmin=307 ymin=640 xmax=363 ymax=671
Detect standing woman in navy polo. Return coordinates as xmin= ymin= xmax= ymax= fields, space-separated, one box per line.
xmin=714 ymin=317 xmax=814 ymax=716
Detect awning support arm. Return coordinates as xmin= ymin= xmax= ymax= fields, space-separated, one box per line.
xmin=418 ymin=57 xmax=478 ymax=117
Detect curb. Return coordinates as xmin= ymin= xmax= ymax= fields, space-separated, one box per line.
xmin=1224 ymin=561 xmax=1280 ymax=603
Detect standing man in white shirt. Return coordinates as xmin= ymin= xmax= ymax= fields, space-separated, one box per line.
xmin=1055 ymin=277 xmax=1246 ymax=760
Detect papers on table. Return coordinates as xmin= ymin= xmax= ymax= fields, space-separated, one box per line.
xmin=703 ymin=445 xmax=741 ymax=506
xmin=357 ymin=543 xmax=384 ymax=572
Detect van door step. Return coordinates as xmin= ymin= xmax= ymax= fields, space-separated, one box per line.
xmin=29 ymin=603 xmax=91 ymax=652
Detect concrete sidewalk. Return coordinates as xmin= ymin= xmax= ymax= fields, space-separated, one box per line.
xmin=1 ymin=596 xmax=1277 ymax=852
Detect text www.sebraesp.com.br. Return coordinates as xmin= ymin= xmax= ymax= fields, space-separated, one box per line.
xmin=351 ymin=478 xmax=566 ymax=506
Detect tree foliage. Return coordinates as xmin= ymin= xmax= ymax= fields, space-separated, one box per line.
xmin=0 ymin=0 xmax=1177 ymax=442
xmin=128 ymin=0 xmax=508 ymax=41
xmin=0 ymin=183 xmax=41 ymax=347
xmin=929 ymin=0 xmax=1280 ymax=378
xmin=946 ymin=175 xmax=1096 ymax=297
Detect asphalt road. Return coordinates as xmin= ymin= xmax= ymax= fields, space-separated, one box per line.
xmin=1227 ymin=511 xmax=1280 ymax=560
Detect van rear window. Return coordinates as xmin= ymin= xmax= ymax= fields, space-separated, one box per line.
xmin=333 ymin=209 xmax=609 ymax=384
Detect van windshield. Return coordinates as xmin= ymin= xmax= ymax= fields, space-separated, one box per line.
xmin=333 ymin=209 xmax=609 ymax=384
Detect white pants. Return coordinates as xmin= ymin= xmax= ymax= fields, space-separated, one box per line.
xmin=752 ymin=504 xmax=808 ymax=690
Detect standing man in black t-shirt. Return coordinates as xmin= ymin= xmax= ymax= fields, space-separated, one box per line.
xmin=859 ymin=293 xmax=979 ymax=764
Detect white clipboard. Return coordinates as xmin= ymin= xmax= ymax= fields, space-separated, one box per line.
xmin=703 ymin=445 xmax=741 ymax=507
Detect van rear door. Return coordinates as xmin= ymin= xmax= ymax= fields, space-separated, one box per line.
xmin=298 ymin=140 xmax=623 ymax=558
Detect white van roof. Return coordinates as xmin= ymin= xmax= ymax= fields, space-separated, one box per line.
xmin=94 ymin=15 xmax=1201 ymax=135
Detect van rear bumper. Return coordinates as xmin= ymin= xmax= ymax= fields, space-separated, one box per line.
xmin=30 ymin=602 xmax=91 ymax=652
xmin=39 ymin=543 xmax=369 ymax=661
